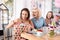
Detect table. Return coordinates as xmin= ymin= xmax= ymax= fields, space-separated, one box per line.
xmin=21 ymin=32 xmax=60 ymax=40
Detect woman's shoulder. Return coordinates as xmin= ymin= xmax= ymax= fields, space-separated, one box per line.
xmin=40 ymin=17 xmax=45 ymax=20
xmin=13 ymin=18 xmax=21 ymax=23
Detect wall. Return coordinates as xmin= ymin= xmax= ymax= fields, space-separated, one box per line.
xmin=44 ymin=0 xmax=52 ymax=18
xmin=10 ymin=0 xmax=25 ymax=21
xmin=0 ymin=0 xmax=53 ymax=21
xmin=12 ymin=0 xmax=52 ymax=20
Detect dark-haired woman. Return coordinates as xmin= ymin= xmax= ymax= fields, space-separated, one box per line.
xmin=6 ymin=8 xmax=34 ymax=40
xmin=45 ymin=11 xmax=54 ymax=26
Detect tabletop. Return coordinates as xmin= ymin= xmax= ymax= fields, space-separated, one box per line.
xmin=21 ymin=32 xmax=60 ymax=40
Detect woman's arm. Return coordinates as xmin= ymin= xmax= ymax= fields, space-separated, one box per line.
xmin=6 ymin=18 xmax=19 ymax=29
xmin=6 ymin=21 xmax=14 ymax=29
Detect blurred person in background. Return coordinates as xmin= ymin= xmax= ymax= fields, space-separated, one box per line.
xmin=45 ymin=11 xmax=54 ymax=26
xmin=53 ymin=11 xmax=60 ymax=26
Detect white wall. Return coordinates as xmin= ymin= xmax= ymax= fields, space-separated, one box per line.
xmin=44 ymin=0 xmax=52 ymax=18
xmin=13 ymin=0 xmax=24 ymax=18
xmin=10 ymin=0 xmax=25 ymax=21
xmin=0 ymin=0 xmax=53 ymax=21
xmin=12 ymin=0 xmax=52 ymax=21
xmin=12 ymin=0 xmax=33 ymax=20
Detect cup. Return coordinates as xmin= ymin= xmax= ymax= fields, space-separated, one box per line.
xmin=36 ymin=31 xmax=43 ymax=37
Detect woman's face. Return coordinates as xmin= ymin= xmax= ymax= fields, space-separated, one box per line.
xmin=22 ymin=11 xmax=28 ymax=20
xmin=47 ymin=13 xmax=52 ymax=19
xmin=32 ymin=10 xmax=39 ymax=18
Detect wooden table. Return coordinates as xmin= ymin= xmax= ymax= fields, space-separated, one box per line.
xmin=21 ymin=32 xmax=60 ymax=40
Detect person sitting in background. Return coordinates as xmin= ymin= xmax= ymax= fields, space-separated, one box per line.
xmin=45 ymin=11 xmax=54 ymax=26
xmin=31 ymin=7 xmax=46 ymax=29
xmin=53 ymin=11 xmax=60 ymax=26
xmin=6 ymin=8 xmax=34 ymax=40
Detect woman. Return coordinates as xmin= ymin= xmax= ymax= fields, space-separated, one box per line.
xmin=31 ymin=7 xmax=46 ymax=29
xmin=6 ymin=8 xmax=34 ymax=40
xmin=45 ymin=11 xmax=54 ymax=26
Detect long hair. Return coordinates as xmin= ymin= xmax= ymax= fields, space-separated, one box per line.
xmin=46 ymin=11 xmax=54 ymax=19
xmin=20 ymin=8 xmax=30 ymax=20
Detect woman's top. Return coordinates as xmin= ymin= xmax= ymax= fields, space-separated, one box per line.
xmin=12 ymin=18 xmax=34 ymax=40
xmin=31 ymin=17 xmax=46 ymax=29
